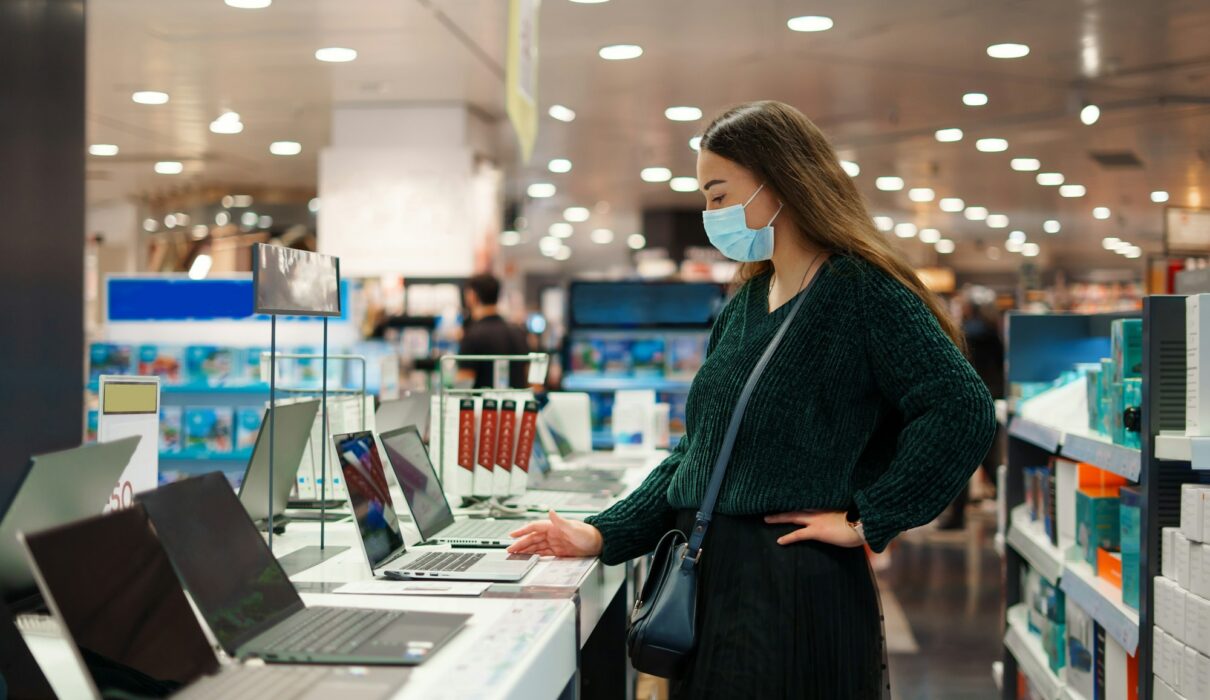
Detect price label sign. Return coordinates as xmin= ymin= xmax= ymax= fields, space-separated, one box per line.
xmin=97 ymin=375 xmax=161 ymax=510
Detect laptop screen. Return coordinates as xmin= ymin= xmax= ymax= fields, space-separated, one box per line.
xmin=530 ymin=429 xmax=552 ymax=476
xmin=136 ymin=472 xmax=303 ymax=656
xmin=375 ymin=392 xmax=431 ymax=438
xmin=237 ymin=399 xmax=320 ymax=522
xmin=379 ymin=427 xmax=456 ymax=540
xmin=334 ymin=432 xmax=406 ymax=569
xmin=23 ymin=506 xmax=218 ymax=698
xmin=0 ymin=598 xmax=55 ymax=699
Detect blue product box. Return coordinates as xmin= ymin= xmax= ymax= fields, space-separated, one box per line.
xmin=600 ymin=339 xmax=633 ymax=376
xmin=184 ymin=406 xmax=235 ymax=453
xmin=185 ymin=346 xmax=236 ymax=385
xmin=89 ymin=343 xmax=134 ymax=382
xmin=1111 ymin=318 xmax=1143 ymax=381
xmin=86 ymin=409 xmax=98 ymax=443
xmin=159 ymin=406 xmax=182 ymax=453
xmin=630 ymin=338 xmax=666 ymax=377
xmin=1097 ymin=358 xmax=1115 ymax=436
xmin=1085 ymin=366 xmax=1102 ymax=433
xmin=1119 ymin=486 xmax=1141 ymax=610
xmin=570 ymin=338 xmax=604 ymax=374
xmin=1110 ymin=381 xmax=1125 ymax=445
xmin=1077 ymin=487 xmax=1121 ymax=568
xmin=666 ymin=335 xmax=708 ymax=379
xmin=235 ymin=407 xmax=263 ymax=452
xmin=137 ymin=345 xmax=183 ymax=384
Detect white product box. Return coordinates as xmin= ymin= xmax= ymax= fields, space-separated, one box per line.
xmin=1056 ymin=458 xmax=1079 ymax=551
xmin=1192 ymin=543 xmax=1210 ymax=600
xmin=1173 ymin=580 xmax=1190 ymax=644
xmin=1153 ymin=676 xmax=1184 ymax=700
xmin=1158 ymin=631 xmax=1181 ymax=695
xmin=1166 ymin=527 xmax=1179 ymax=580
xmin=1184 ymin=645 xmax=1201 ymax=700
xmin=1190 ymin=593 xmax=1210 ymax=656
xmin=1177 ymin=532 xmax=1194 ymax=589
xmin=1182 ymin=484 xmax=1210 ymax=542
xmin=1105 ymin=631 xmax=1135 ymax=700
xmin=1198 ymin=650 xmax=1210 ymax=700
xmin=1157 ymin=576 xmax=1174 ymax=638
xmin=1187 ymin=294 xmax=1210 ymax=436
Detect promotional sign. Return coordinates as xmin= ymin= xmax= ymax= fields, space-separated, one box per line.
xmin=252 ymin=243 xmax=342 ymax=317
xmin=506 ymin=0 xmax=540 ymax=163
xmin=97 ymin=375 xmax=161 ymax=509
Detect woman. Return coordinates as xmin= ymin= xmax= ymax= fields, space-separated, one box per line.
xmin=508 ymin=101 xmax=996 ymax=699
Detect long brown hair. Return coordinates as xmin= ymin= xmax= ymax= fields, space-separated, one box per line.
xmin=700 ymin=100 xmax=963 ymax=348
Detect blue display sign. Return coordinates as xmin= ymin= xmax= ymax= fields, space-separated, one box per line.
xmin=107 ymin=277 xmax=349 ymax=323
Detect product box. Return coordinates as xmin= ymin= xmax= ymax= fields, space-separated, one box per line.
xmin=1109 ymin=380 xmax=1125 ymax=446
xmin=1188 ymin=294 xmax=1210 ymax=436
xmin=599 ymin=339 xmax=633 ymax=376
xmin=1065 ymin=599 xmax=1098 ymax=700
xmin=1182 ymin=484 xmax=1210 ymax=542
xmin=1101 ymin=630 xmax=1138 ymax=700
xmin=1165 ymin=527 xmax=1179 ymax=580
xmin=235 ymin=407 xmax=263 ymax=452
xmin=183 ymin=406 xmax=235 ymax=453
xmin=666 ymin=334 xmax=708 ymax=379
xmin=159 ymin=406 xmax=182 ymax=454
xmin=1193 ymin=542 xmax=1210 ymax=601
xmin=1120 ymin=486 xmax=1142 ymax=610
xmin=1119 ymin=378 xmax=1142 ymax=449
xmin=1027 ymin=570 xmax=1067 ymax=674
xmin=1176 ymin=531 xmax=1193 ymax=590
xmin=1077 ymin=486 xmax=1122 ymax=567
xmin=1055 ymin=458 xmax=1080 ymax=552
xmin=88 ymin=343 xmax=133 ymax=382
xmin=1097 ymin=548 xmax=1123 ymax=590
xmin=569 ymin=338 xmax=604 ymax=374
xmin=86 ymin=408 xmax=98 ymax=443
xmin=1099 ymin=358 xmax=1116 ymax=436
xmin=137 ymin=344 xmax=183 ymax=383
xmin=1045 ymin=470 xmax=1058 ymax=544
xmin=185 ymin=346 xmax=237 ymax=385
xmin=1111 ymin=318 xmax=1143 ymax=382
xmin=1085 ymin=365 xmax=1103 ymax=434
xmin=630 ymin=337 xmax=666 ymax=377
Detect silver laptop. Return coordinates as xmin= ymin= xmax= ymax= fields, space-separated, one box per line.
xmin=536 ymin=412 xmax=646 ymax=476
xmin=375 ymin=391 xmax=431 ymax=439
xmin=380 ymin=426 xmax=519 ymax=547
xmin=507 ymin=438 xmax=616 ymax=513
xmin=237 ymin=399 xmax=321 ymax=528
xmin=334 ymin=432 xmax=537 ymax=582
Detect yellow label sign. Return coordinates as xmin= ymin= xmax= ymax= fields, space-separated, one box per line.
xmin=506 ymin=0 xmax=540 ymax=163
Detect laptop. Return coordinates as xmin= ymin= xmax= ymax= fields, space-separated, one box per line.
xmin=0 ymin=598 xmax=55 ymax=700
xmin=334 ymin=432 xmax=537 ymax=582
xmin=375 ymin=391 xmax=431 ymax=439
xmin=379 ymin=426 xmax=518 ymax=547
xmin=528 ymin=429 xmax=625 ymax=496
xmin=237 ymin=399 xmax=321 ymax=529
xmin=137 ymin=472 xmax=469 ymax=666
xmin=20 ymin=505 xmax=409 ymax=699
xmin=538 ymin=406 xmax=650 ymax=472
xmin=0 ymin=436 xmax=141 ymax=607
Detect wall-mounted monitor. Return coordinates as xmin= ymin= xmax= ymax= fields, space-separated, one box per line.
xmin=252 ymin=243 xmax=341 ymax=317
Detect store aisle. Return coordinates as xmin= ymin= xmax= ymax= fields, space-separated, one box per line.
xmin=881 ymin=511 xmax=1002 ymax=700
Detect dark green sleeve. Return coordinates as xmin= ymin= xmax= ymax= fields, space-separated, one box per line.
xmin=852 ymin=269 xmax=997 ymax=552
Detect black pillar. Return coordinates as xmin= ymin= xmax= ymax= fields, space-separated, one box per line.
xmin=0 ymin=0 xmax=86 ymax=497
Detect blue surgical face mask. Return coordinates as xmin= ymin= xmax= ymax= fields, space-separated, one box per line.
xmin=701 ymin=184 xmax=784 ymax=262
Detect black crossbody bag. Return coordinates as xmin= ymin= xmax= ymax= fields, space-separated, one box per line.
xmin=626 ymin=269 xmax=819 ymax=679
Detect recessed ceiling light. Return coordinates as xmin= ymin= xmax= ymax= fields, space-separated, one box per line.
xmin=670 ymin=176 xmax=698 ymax=193
xmin=527 ymin=182 xmax=557 ymax=198
xmin=553 ymin=245 xmax=572 ymax=261
xmin=209 ymin=111 xmax=244 ymax=134
xmin=549 ymin=222 xmax=574 ymax=238
xmin=500 ymin=230 xmax=522 ymax=247
xmin=919 ymin=228 xmax=941 ymax=244
xmin=163 ymin=214 xmax=178 ymax=229
xmin=269 ymin=141 xmax=301 ymax=156
xmin=875 ymin=176 xmax=904 ymax=191
xmin=787 ymin=15 xmax=834 ymax=32
xmin=1008 ymin=230 xmax=1027 ymax=244
xmin=258 ymin=215 xmax=273 ymax=229
xmin=132 ymin=91 xmax=169 ymax=105
xmin=665 ymin=106 xmax=702 ymax=122
xmin=936 ymin=239 xmax=956 ymax=254
xmin=1151 ymin=190 xmax=1170 ymax=203
xmin=1059 ymin=184 xmax=1086 ymax=198
xmin=962 ymin=92 xmax=989 ymax=107
xmin=627 ymin=233 xmax=646 ymax=250
xmin=598 ymin=44 xmax=642 ymax=60
xmin=873 ymin=216 xmax=894 ymax=232
xmin=1093 ymin=206 xmax=1111 ymax=220
xmin=225 ymin=0 xmax=271 ymax=7
xmin=1080 ymin=104 xmax=1101 ymax=125
xmin=908 ymin=188 xmax=935 ymax=203
xmin=548 ymin=105 xmax=576 ymax=122
xmin=894 ymin=222 xmax=918 ymax=238
xmin=563 ymin=206 xmax=590 ymax=222
xmin=154 ymin=161 xmax=183 ymax=175
xmin=232 ymin=194 xmax=253 ymax=207
xmin=539 ymin=236 xmax=562 ymax=256
xmin=308 ymin=198 xmax=320 ymax=214
xmin=240 ymin=211 xmax=259 ymax=227
xmin=689 ymin=136 xmax=702 ymax=151
xmin=1036 ymin=172 xmax=1065 ymax=186
xmin=215 ymin=211 xmax=230 ymax=226
xmin=976 ymin=138 xmax=1008 ymax=152
xmin=840 ymin=160 xmax=860 ymax=177
xmin=1011 ymin=158 xmax=1041 ymax=172
xmin=1125 ymin=248 xmax=1142 ymax=259
xmin=590 ymin=228 xmax=615 ymax=244
xmin=1005 ymin=238 xmax=1024 ymax=253
xmin=1022 ymin=242 xmax=1040 ymax=257
xmin=89 ymin=144 xmax=119 ymax=156
xmin=964 ymin=206 xmax=989 ymax=221
xmin=548 ymin=158 xmax=573 ymax=173
xmin=1043 ymin=219 xmax=1061 ymax=234
xmin=935 ymin=128 xmax=964 ymax=143
xmin=1102 ymin=236 xmax=1121 ymax=250
xmin=315 ymin=47 xmax=357 ymax=63
xmin=939 ymin=197 xmax=965 ymax=213
xmin=640 ymin=167 xmax=672 ymax=183
xmin=1112 ymin=241 xmax=1133 ymax=253
xmin=987 ymin=43 xmax=1030 ymax=59
xmin=142 ymin=218 xmax=158 ymax=232
xmin=188 ymin=254 xmax=213 ymax=280
xmin=986 ymin=214 xmax=1010 ymax=228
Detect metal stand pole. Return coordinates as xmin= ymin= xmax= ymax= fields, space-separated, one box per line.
xmin=268 ymin=314 xmax=277 ymax=551
xmin=320 ymin=317 xmax=328 ymax=550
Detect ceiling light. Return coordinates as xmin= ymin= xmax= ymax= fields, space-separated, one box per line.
xmin=1022 ymin=242 xmax=1040 ymax=257
xmin=665 ymin=106 xmax=702 ymax=122
xmin=908 ymin=188 xmax=935 ymax=203
xmin=689 ymin=136 xmax=702 ymax=151
xmin=919 ymin=228 xmax=941 ymax=244
xmin=209 ymin=111 xmax=244 ymax=134
xmin=1036 ymin=172 xmax=1065 ymax=186
xmin=215 ymin=211 xmax=230 ymax=226
xmin=894 ymin=222 xmax=918 ymax=238
xmin=1011 ymin=158 xmax=1041 ymax=172
xmin=964 ymin=206 xmax=989 ymax=221
xmin=190 ymin=225 xmax=208 ymax=241
xmin=976 ymin=138 xmax=1009 ymax=152
xmin=132 ymin=91 xmax=169 ymax=105
xmin=935 ymin=128 xmax=964 ymax=143
xmin=1080 ymin=104 xmax=1101 ymax=126
xmin=1008 ymin=230 xmax=1027 ymax=244
xmin=548 ymin=158 xmax=572 ymax=173
xmin=500 ymin=230 xmax=522 ymax=247
xmin=598 ymin=44 xmax=643 ymax=60
xmin=590 ymin=228 xmax=615 ymax=244
xmin=787 ymin=15 xmax=834 ymax=32
xmin=553 ymin=246 xmax=573 ymax=261
xmin=539 ymin=236 xmax=562 ymax=256
xmin=269 ymin=141 xmax=302 ymax=156
xmin=142 ymin=218 xmax=157 ymax=232
xmin=188 ymin=254 xmax=212 ymax=280
xmin=232 ymin=194 xmax=253 ymax=207
xmin=840 ymin=160 xmax=860 ymax=177
xmin=939 ymin=197 xmax=965 ymax=213
xmin=89 ymin=144 xmax=119 ymax=157
xmin=548 ymin=105 xmax=576 ymax=122
xmin=174 ymin=213 xmax=190 ymax=227
xmin=1102 ymin=236 xmax=1120 ymax=250
xmin=225 ymin=0 xmax=271 ymax=7
xmin=549 ymin=222 xmax=574 ymax=238
xmin=163 ymin=214 xmax=177 ymax=228
xmin=1043 ymin=220 xmax=1061 ymax=234
xmin=1006 ymin=239 xmax=1024 ymax=253
xmin=640 ymin=167 xmax=672 ymax=183
xmin=315 ymin=47 xmax=357 ymax=63
xmin=627 ymin=233 xmax=647 ymax=250
xmin=527 ymin=182 xmax=556 ymax=198
xmin=563 ymin=206 xmax=590 ymax=222
xmin=987 ymin=43 xmax=1030 ymax=59
xmin=1059 ymin=184 xmax=1087 ymax=198
xmin=1093 ymin=206 xmax=1111 ymax=220
xmin=963 ymin=92 xmax=989 ymax=107
xmin=875 ymin=176 xmax=904 ymax=191
xmin=240 ymin=211 xmax=259 ymax=227
xmin=935 ymin=239 xmax=956 ymax=255
xmin=1151 ymin=190 xmax=1170 ymax=203
xmin=1112 ymin=241 xmax=1133 ymax=253
xmin=873 ymin=216 xmax=894 ymax=232
xmin=257 ymin=215 xmax=273 ymax=229
xmin=670 ymin=176 xmax=698 ymax=193
xmin=986 ymin=214 xmax=1009 ymax=228
xmin=1125 ymin=249 xmax=1142 ymax=259
xmin=154 ymin=161 xmax=183 ymax=175
xmin=308 ymin=198 xmax=320 ymax=214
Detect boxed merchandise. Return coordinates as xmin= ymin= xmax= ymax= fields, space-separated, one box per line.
xmin=1097 ymin=548 xmax=1123 ymax=589
xmin=666 ymin=334 xmax=708 ymax=379
xmin=1181 ymin=484 xmax=1210 ymax=542
xmin=1165 ymin=527 xmax=1179 ymax=580
xmin=86 ymin=408 xmax=98 ymax=443
xmin=1024 ymin=467 xmax=1042 ymax=521
xmin=1102 ymin=631 xmax=1138 ymax=700
xmin=1085 ymin=365 xmax=1102 ymax=433
xmin=1189 ymin=590 xmax=1210 ymax=656
xmin=1111 ymin=318 xmax=1143 ymax=382
xmin=630 ymin=337 xmax=666 ymax=377
xmin=1077 ymin=486 xmax=1121 ymax=567
xmin=185 ymin=346 xmax=237 ymax=385
xmin=159 ymin=406 xmax=182 ymax=454
xmin=88 ymin=343 xmax=133 ymax=381
xmin=569 ymin=338 xmax=604 ymax=374
xmin=1188 ymin=294 xmax=1210 ymax=436
xmin=184 ymin=406 xmax=234 ymax=453
xmin=1099 ymin=358 xmax=1116 ymax=436
xmin=600 ymin=339 xmax=633 ymax=376
xmin=1044 ymin=469 xmax=1057 ymax=544
xmin=1176 ymin=531 xmax=1194 ymax=589
xmin=1026 ymin=568 xmax=1066 ymax=673
xmin=1119 ymin=378 xmax=1142 ymax=448
xmin=235 ymin=407 xmax=263 ymax=452
xmin=1192 ymin=542 xmax=1210 ymax=601
xmin=1054 ymin=458 xmax=1080 ymax=552
xmin=1109 ymin=379 xmax=1125 ymax=445
xmin=1120 ymin=486 xmax=1142 ymax=609
xmin=1064 ymin=598 xmax=1098 ymax=700
xmin=137 ymin=344 xmax=183 ymax=383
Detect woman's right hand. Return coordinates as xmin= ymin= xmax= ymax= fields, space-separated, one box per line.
xmin=507 ymin=510 xmax=604 ymax=557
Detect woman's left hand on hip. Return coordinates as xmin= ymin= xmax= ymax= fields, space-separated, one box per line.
xmin=764 ymin=510 xmax=865 ymax=548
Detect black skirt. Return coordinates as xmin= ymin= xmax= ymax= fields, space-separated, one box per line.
xmin=671 ymin=510 xmax=889 ymax=700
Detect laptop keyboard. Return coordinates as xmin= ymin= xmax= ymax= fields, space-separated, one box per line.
xmin=255 ymin=606 xmax=400 ymax=656
xmin=180 ymin=666 xmax=330 ymax=699
xmin=442 ymin=519 xmax=516 ymax=540
xmin=404 ymin=551 xmax=485 ymax=572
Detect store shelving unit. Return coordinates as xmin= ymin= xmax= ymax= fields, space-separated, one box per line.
xmin=1006 ymin=505 xmax=1064 ymax=583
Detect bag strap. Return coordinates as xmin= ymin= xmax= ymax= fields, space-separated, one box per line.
xmin=683 ymin=258 xmax=826 ymax=568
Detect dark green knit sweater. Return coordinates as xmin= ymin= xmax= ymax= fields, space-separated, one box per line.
xmin=585 ymin=255 xmax=996 ymax=562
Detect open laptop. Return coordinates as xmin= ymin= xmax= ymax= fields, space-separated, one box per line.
xmin=375 ymin=391 xmax=430 ymax=440
xmin=0 ymin=598 xmax=55 ymax=700
xmin=538 ymin=408 xmax=651 ymax=472
xmin=528 ymin=429 xmax=625 ymax=496
xmin=237 ymin=399 xmax=321 ymax=529
xmin=20 ymin=504 xmax=408 ymax=699
xmin=137 ymin=472 xmax=468 ymax=666
xmin=379 ymin=426 xmax=518 ymax=547
xmin=506 ymin=432 xmax=617 ymax=513
xmin=334 ymin=432 xmax=537 ymax=581
xmin=0 ymin=436 xmax=140 ymax=607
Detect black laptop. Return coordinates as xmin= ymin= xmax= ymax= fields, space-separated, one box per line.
xmin=136 ymin=473 xmax=468 ymax=666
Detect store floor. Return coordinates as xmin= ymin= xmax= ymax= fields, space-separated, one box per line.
xmin=881 ymin=508 xmax=1002 ymax=700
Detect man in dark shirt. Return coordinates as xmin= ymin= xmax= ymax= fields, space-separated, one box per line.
xmin=458 ymin=274 xmax=530 ymax=388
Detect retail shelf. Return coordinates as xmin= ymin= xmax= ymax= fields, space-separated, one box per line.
xmin=1059 ymin=560 xmax=1139 ymax=655
xmin=1007 ymin=506 xmax=1065 ymax=583
xmin=1008 ymin=416 xmax=1063 ymax=453
xmin=1004 ymin=605 xmax=1064 ymax=700
xmin=562 ymin=375 xmax=693 ymax=392
xmin=1059 ymin=431 xmax=1140 ymax=481
xmin=160 ymin=449 xmax=253 ymax=462
xmin=87 ymin=380 xmax=270 ymax=395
